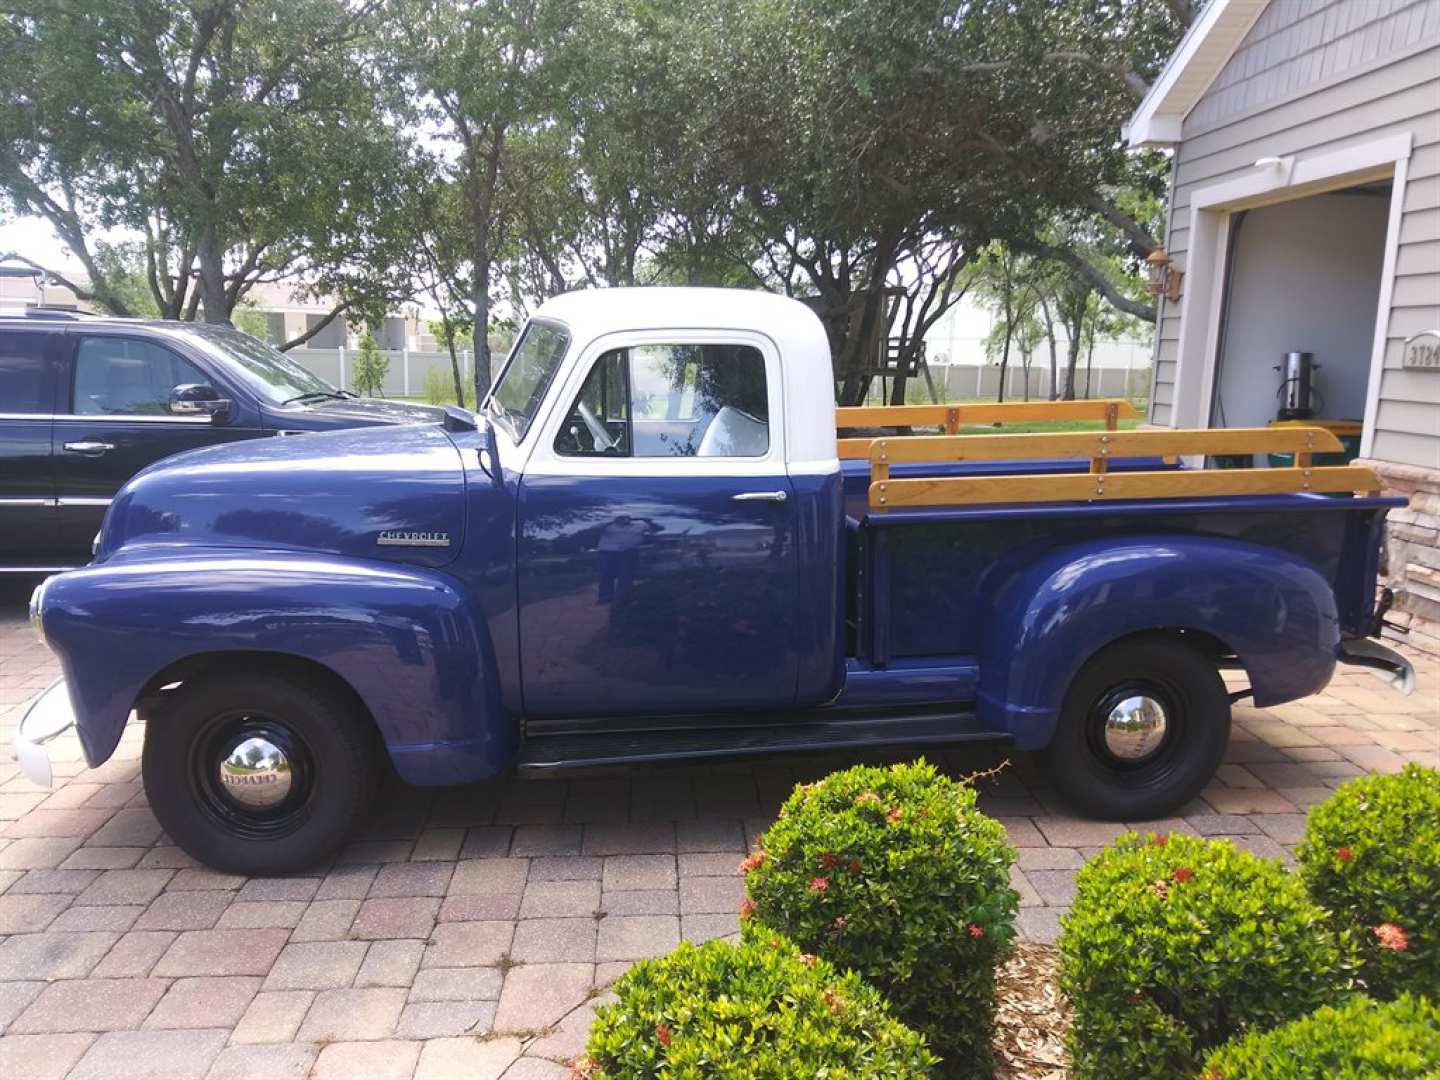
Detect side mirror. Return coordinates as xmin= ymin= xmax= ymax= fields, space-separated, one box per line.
xmin=169 ymin=383 xmax=232 ymax=421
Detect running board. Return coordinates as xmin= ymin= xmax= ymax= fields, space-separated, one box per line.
xmin=516 ymin=711 xmax=1006 ymax=771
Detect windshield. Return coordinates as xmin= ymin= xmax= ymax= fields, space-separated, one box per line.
xmin=487 ymin=319 xmax=570 ymax=440
xmin=178 ymin=324 xmax=341 ymax=406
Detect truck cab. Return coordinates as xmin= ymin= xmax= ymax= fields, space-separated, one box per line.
xmin=486 ymin=290 xmax=845 ymax=717
xmin=20 ymin=288 xmax=1413 ymax=875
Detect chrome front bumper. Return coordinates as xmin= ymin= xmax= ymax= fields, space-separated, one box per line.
xmin=13 ymin=680 xmax=76 ymax=788
xmin=1338 ymin=638 xmax=1416 ymax=696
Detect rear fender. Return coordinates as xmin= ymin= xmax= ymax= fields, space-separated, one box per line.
xmin=977 ymin=535 xmax=1338 ymax=749
xmin=38 ymin=549 xmax=511 ymax=784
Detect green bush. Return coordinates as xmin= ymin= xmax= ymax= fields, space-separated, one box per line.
xmin=1200 ymin=994 xmax=1440 ymax=1079
xmin=577 ymin=931 xmax=936 ymax=1078
xmin=1297 ymin=764 xmax=1440 ymax=1000
xmin=1060 ymin=832 xmax=1354 ymax=1080
xmin=742 ymin=759 xmax=1017 ymax=1077
xmin=423 ymin=365 xmax=454 ymax=405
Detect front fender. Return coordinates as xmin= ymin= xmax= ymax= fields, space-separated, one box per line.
xmin=38 ymin=548 xmax=512 ymax=785
xmin=977 ymin=535 xmax=1338 ymax=749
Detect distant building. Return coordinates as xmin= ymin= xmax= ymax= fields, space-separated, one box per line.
xmin=0 ymin=262 xmax=83 ymax=313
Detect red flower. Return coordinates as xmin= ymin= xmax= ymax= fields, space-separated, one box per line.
xmin=739 ymin=897 xmax=758 ymax=920
xmin=819 ymin=852 xmax=839 ymax=870
xmin=854 ymin=792 xmax=881 ymax=807
xmin=846 ymin=859 xmax=862 ymax=875
xmin=1150 ymin=878 xmax=1169 ymax=899
xmin=968 ymin=924 xmax=984 ymax=938
xmin=1172 ymin=867 xmax=1194 ymax=884
xmin=569 ymin=1058 xmax=598 ymax=1080
xmin=799 ymin=953 xmax=818 ymax=967
xmin=656 ymin=1023 xmax=673 ymax=1047
xmin=1373 ymin=923 xmax=1409 ymax=951
xmin=886 ymin=807 xmax=903 ymax=824
xmin=1126 ymin=992 xmax=1143 ymax=1005
xmin=809 ymin=876 xmax=830 ymax=893
xmin=833 ymin=915 xmax=847 ymax=931
xmin=737 ymin=851 xmax=765 ymax=875
xmin=1152 ymin=833 xmax=1169 ymax=847
xmin=1336 ymin=845 xmax=1353 ymax=864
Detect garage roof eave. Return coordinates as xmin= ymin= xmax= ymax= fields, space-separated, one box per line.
xmin=1126 ymin=0 xmax=1272 ymax=150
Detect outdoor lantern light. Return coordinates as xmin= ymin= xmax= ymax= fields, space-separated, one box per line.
xmin=1144 ymin=247 xmax=1183 ymax=302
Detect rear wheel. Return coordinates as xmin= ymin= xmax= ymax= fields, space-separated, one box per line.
xmin=142 ymin=670 xmax=380 ymax=875
xmin=1038 ymin=637 xmax=1230 ymax=820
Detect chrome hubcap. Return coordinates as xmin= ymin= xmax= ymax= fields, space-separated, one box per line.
xmin=1103 ymin=694 xmax=1168 ymax=761
xmin=217 ymin=735 xmax=293 ymax=810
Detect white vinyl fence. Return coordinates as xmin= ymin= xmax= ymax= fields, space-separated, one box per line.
xmin=935 ymin=363 xmax=1154 ymax=404
xmin=288 ymin=347 xmax=471 ymax=400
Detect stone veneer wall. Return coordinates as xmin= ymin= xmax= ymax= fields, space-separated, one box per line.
xmin=1358 ymin=458 xmax=1440 ymax=657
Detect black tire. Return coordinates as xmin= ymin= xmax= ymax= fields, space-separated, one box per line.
xmin=142 ymin=670 xmax=380 ymax=875
xmin=1038 ymin=637 xmax=1230 ymax=820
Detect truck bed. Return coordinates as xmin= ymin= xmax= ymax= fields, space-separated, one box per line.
xmin=840 ymin=453 xmax=1397 ymax=664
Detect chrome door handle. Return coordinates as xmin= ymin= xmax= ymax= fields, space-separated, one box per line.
xmin=63 ymin=441 xmax=115 ymax=456
xmin=732 ymin=490 xmax=787 ymax=503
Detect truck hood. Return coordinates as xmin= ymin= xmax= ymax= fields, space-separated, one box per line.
xmin=96 ymin=423 xmax=466 ymax=569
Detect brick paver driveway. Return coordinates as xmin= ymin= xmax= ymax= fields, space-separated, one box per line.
xmin=1 ymin=578 xmax=1436 ymax=1079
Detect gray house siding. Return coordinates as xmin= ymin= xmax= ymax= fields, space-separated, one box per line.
xmin=1149 ymin=8 xmax=1440 ymax=471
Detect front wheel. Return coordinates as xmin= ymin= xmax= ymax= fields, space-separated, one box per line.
xmin=142 ymin=670 xmax=381 ymax=875
xmin=1038 ymin=637 xmax=1230 ymax=820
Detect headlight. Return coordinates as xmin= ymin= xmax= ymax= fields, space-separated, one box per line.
xmin=28 ymin=577 xmax=50 ymax=647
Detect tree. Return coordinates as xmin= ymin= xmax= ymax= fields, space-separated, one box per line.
xmin=388 ymin=0 xmax=575 ymax=404
xmin=554 ymin=0 xmax=1191 ymax=402
xmin=427 ymin=317 xmax=468 ymax=409
xmin=351 ymin=332 xmax=390 ymax=397
xmin=0 ymin=0 xmax=418 ymax=343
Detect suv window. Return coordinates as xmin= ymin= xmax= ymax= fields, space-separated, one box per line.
xmin=0 ymin=332 xmax=52 ymax=414
xmin=73 ymin=336 xmax=210 ymax=416
xmin=556 ymin=343 xmax=769 ymax=458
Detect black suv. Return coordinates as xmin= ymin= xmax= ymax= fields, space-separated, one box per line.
xmin=0 ymin=310 xmax=443 ymax=570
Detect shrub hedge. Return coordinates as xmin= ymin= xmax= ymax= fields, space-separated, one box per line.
xmin=741 ymin=759 xmax=1017 ymax=1078
xmin=1297 ymin=763 xmax=1440 ymax=1000
xmin=1200 ymin=993 xmax=1440 ymax=1079
xmin=576 ymin=931 xmax=936 ymax=1078
xmin=1059 ymin=832 xmax=1354 ymax=1080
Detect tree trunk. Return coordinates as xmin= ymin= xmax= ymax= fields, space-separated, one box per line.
xmin=445 ymin=325 xmax=466 ymax=409
xmin=1062 ymin=307 xmax=1085 ymax=400
xmin=471 ymin=261 xmax=492 ymax=405
xmin=1084 ymin=332 xmax=1097 ymax=398
xmin=1039 ymin=297 xmax=1058 ymax=401
xmin=196 ymin=224 xmax=230 ymax=324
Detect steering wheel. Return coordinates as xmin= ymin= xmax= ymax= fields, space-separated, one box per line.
xmin=577 ymin=400 xmax=617 ymax=452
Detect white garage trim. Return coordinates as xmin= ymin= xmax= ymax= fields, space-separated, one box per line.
xmin=1169 ymin=131 xmax=1414 ymax=457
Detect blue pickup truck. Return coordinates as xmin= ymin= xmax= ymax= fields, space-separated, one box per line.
xmin=18 ymin=289 xmax=1414 ymax=874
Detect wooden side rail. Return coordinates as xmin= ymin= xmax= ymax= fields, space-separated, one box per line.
xmin=866 ymin=425 xmax=1380 ymax=510
xmin=836 ymin=399 xmax=1140 ymax=459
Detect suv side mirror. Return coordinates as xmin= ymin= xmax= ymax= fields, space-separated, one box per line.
xmin=169 ymin=383 xmax=232 ymax=421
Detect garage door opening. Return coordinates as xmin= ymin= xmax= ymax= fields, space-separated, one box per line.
xmin=1209 ymin=179 xmax=1393 ymax=464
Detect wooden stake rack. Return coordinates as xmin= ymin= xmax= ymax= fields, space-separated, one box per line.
xmin=861 ymin=424 xmax=1380 ymax=512
xmin=836 ymin=399 xmax=1139 ymax=459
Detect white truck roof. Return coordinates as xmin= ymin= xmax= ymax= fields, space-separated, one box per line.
xmin=532 ymin=287 xmax=839 ymax=474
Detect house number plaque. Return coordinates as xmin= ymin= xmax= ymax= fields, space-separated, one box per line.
xmin=1403 ymin=330 xmax=1440 ymax=370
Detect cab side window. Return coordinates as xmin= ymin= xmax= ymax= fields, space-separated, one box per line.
xmin=555 ymin=344 xmax=769 ymax=458
xmin=0 ymin=332 xmax=52 ymax=414
xmin=73 ymin=336 xmax=209 ymax=416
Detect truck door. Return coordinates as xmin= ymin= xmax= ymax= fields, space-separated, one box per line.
xmin=516 ymin=335 xmax=800 ymax=717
